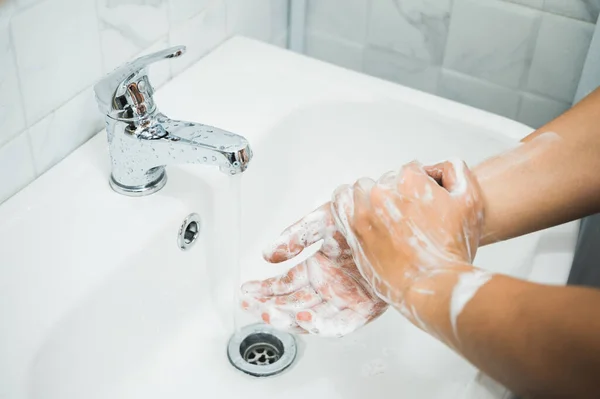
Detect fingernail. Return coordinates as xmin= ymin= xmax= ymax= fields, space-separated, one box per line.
xmin=296 ymin=310 xmax=313 ymax=322
xmin=261 ymin=313 xmax=271 ymax=324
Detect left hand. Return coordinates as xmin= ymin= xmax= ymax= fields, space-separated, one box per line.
xmin=240 ymin=203 xmax=388 ymax=337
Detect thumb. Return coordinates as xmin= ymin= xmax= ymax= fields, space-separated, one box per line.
xmin=263 ymin=203 xmax=333 ymax=263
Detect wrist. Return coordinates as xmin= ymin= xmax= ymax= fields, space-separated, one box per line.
xmin=402 ymin=263 xmax=488 ymax=345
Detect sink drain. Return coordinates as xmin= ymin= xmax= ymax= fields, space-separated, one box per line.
xmin=227 ymin=323 xmax=297 ymax=377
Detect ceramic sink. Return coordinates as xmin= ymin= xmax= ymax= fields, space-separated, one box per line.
xmin=0 ymin=37 xmax=579 ymax=399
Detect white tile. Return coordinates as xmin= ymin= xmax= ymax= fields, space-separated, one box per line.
xmin=0 ymin=1 xmax=26 ymax=147
xmin=11 ymin=0 xmax=102 ymax=125
xmin=306 ymin=0 xmax=368 ymax=44
xmin=226 ymin=0 xmax=270 ymax=42
xmin=517 ymin=93 xmax=571 ymax=128
xmin=224 ymin=0 xmax=288 ymax=48
xmin=444 ymin=0 xmax=540 ymax=89
xmin=168 ymin=0 xmax=210 ymax=25
xmin=363 ymin=46 xmax=440 ymax=93
xmin=526 ymin=13 xmax=594 ymax=102
xmin=305 ymin=31 xmax=364 ymax=72
xmin=13 ymin=0 xmax=43 ymax=9
xmin=367 ymin=0 xmax=452 ymax=63
xmin=98 ymin=0 xmax=169 ymax=73
xmin=0 ymin=132 xmax=36 ymax=204
xmin=169 ymin=0 xmax=227 ymax=75
xmin=544 ymin=0 xmax=600 ymax=23
xmin=226 ymin=0 xmax=287 ymax=43
xmin=28 ymin=88 xmax=103 ymax=174
xmin=503 ymin=0 xmax=544 ymax=10
xmin=437 ymin=69 xmax=520 ymax=119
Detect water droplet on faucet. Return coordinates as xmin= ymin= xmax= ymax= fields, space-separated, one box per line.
xmin=212 ymin=156 xmax=217 ymax=161
xmin=203 ymin=157 xmax=207 ymax=162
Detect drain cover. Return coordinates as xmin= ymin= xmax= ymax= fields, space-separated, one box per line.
xmin=227 ymin=324 xmax=297 ymax=377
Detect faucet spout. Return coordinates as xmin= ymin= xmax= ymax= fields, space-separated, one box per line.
xmin=106 ymin=113 xmax=252 ymax=196
xmin=159 ymin=115 xmax=252 ymax=175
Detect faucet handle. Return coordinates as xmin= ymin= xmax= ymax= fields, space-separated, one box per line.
xmin=94 ymin=45 xmax=186 ymax=118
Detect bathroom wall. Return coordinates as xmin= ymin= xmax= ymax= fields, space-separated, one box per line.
xmin=304 ymin=0 xmax=596 ymax=129
xmin=0 ymin=0 xmax=288 ymax=204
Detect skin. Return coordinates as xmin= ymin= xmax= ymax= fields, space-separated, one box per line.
xmin=241 ymin=88 xmax=600 ymax=397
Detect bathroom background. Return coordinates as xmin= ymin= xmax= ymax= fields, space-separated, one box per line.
xmin=0 ymin=0 xmax=598 ymax=204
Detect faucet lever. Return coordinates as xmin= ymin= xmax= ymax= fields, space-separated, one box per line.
xmin=94 ymin=46 xmax=186 ymax=118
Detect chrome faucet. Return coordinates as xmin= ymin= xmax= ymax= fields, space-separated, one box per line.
xmin=93 ymin=45 xmax=252 ymax=196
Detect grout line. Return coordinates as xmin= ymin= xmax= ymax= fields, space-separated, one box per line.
xmin=361 ymin=0 xmax=373 ymax=72
xmin=6 ymin=0 xmax=38 ymax=175
xmin=94 ymin=0 xmax=107 ymax=74
xmin=437 ymin=0 xmax=457 ymax=84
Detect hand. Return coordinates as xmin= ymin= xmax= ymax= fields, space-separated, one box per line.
xmin=240 ymin=203 xmax=388 ymax=337
xmin=331 ymin=160 xmax=485 ymax=322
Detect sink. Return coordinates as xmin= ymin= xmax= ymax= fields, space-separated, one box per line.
xmin=0 ymin=37 xmax=578 ymax=399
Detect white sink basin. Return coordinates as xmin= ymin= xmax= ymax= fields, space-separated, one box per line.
xmin=0 ymin=37 xmax=578 ymax=399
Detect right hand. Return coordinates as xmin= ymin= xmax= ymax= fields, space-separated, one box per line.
xmin=331 ymin=160 xmax=485 ymax=314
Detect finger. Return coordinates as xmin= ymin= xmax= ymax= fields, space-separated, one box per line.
xmin=240 ymin=294 xmax=305 ymax=333
xmin=331 ymin=185 xmax=376 ymax=285
xmin=351 ymin=177 xmax=375 ymax=241
xmin=297 ymin=306 xmax=369 ymax=338
xmin=331 ymin=184 xmax=354 ymax=237
xmin=376 ymin=169 xmax=398 ymax=189
xmin=424 ymin=159 xmax=475 ymax=198
xmin=295 ymin=301 xmax=338 ymax=333
xmin=241 ymin=262 xmax=309 ymax=296
xmin=273 ymin=286 xmax=322 ymax=310
xmin=263 ymin=203 xmax=333 ymax=263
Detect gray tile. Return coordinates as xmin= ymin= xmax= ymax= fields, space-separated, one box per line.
xmin=363 ymin=46 xmax=440 ymax=93
xmin=444 ymin=0 xmax=541 ymax=89
xmin=544 ymin=0 xmax=600 ymax=23
xmin=437 ymin=69 xmax=520 ymax=119
xmin=517 ymin=92 xmax=571 ymax=128
xmin=526 ymin=13 xmax=594 ymax=102
xmin=306 ymin=0 xmax=369 ymax=44
xmin=368 ymin=0 xmax=452 ymax=63
xmin=305 ymin=31 xmax=364 ymax=71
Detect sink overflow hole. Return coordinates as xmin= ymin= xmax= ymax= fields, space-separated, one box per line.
xmin=184 ymin=221 xmax=199 ymax=244
xmin=177 ymin=213 xmax=201 ymax=251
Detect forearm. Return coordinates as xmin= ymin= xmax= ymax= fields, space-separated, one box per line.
xmin=407 ymin=268 xmax=600 ymax=398
xmin=474 ymin=87 xmax=600 ymax=245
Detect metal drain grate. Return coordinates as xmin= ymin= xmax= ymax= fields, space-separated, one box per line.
xmin=241 ymin=334 xmax=282 ymax=365
xmin=227 ymin=324 xmax=297 ymax=377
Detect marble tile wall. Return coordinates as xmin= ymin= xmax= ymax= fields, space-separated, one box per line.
xmin=0 ymin=0 xmax=288 ymax=204
xmin=305 ymin=0 xmax=597 ymax=128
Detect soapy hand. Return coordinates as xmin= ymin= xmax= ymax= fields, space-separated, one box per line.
xmin=240 ymin=203 xmax=388 ymax=337
xmin=331 ymin=160 xmax=485 ymax=326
